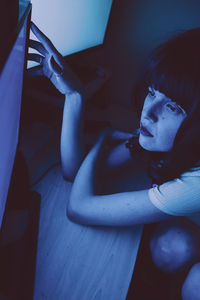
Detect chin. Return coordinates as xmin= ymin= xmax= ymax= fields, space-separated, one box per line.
xmin=139 ymin=135 xmax=154 ymax=151
xmin=139 ymin=141 xmax=155 ymax=151
xmin=139 ymin=134 xmax=168 ymax=152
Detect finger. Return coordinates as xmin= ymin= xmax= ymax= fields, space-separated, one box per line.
xmin=29 ymin=39 xmax=48 ymax=56
xmin=28 ymin=53 xmax=44 ymax=64
xmin=49 ymin=56 xmax=63 ymax=75
xmin=111 ymin=130 xmax=133 ymax=140
xmin=27 ymin=65 xmax=44 ymax=77
xmin=31 ymin=22 xmax=60 ymax=59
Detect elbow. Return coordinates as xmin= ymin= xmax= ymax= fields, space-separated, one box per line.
xmin=61 ymin=154 xmax=84 ymax=182
xmin=67 ymin=201 xmax=79 ymax=222
xmin=67 ymin=196 xmax=91 ymax=225
xmin=62 ymin=167 xmax=77 ymax=182
xmin=66 ymin=194 xmax=83 ymax=224
xmin=62 ymin=173 xmax=75 ymax=183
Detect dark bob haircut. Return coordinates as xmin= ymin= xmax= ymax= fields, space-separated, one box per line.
xmin=134 ymin=27 xmax=200 ymax=184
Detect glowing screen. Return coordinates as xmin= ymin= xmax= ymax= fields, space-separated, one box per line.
xmin=29 ymin=0 xmax=113 ymax=68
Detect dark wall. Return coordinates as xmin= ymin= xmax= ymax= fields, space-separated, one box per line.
xmin=81 ymin=0 xmax=200 ymax=109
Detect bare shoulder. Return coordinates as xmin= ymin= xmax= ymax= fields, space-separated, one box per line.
xmin=105 ymin=141 xmax=133 ymax=168
xmin=97 ymin=142 xmax=152 ymax=194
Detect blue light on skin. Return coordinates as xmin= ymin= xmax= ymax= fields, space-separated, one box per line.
xmin=139 ymin=87 xmax=187 ymax=152
xmin=28 ymin=0 xmax=113 ymax=69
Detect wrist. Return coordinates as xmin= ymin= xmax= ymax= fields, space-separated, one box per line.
xmin=65 ymin=90 xmax=83 ymax=101
xmin=64 ymin=92 xmax=85 ymax=117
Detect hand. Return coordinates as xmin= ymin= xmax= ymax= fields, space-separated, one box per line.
xmin=84 ymin=128 xmax=134 ymax=174
xmin=99 ymin=127 xmax=133 ymax=146
xmin=28 ymin=22 xmax=84 ymax=95
xmin=28 ymin=22 xmax=112 ymax=98
xmin=91 ymin=127 xmax=134 ymax=158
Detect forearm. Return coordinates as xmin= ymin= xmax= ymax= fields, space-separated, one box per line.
xmin=68 ymin=133 xmax=104 ymax=216
xmin=67 ymin=132 xmax=167 ymax=227
xmin=60 ymin=92 xmax=85 ymax=181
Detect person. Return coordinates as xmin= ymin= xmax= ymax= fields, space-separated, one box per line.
xmin=28 ymin=22 xmax=200 ymax=299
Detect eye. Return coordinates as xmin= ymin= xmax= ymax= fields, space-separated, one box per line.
xmin=166 ymin=102 xmax=179 ymax=113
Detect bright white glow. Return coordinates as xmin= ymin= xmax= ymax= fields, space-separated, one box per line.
xmin=28 ymin=0 xmax=113 ymax=68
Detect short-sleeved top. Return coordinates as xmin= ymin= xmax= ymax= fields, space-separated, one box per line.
xmin=148 ymin=165 xmax=200 ymax=225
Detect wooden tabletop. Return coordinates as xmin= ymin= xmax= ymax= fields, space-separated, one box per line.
xmin=33 ymin=165 xmax=143 ymax=300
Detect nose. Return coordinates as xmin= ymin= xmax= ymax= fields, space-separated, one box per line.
xmin=145 ymin=110 xmax=158 ymax=122
xmin=142 ymin=102 xmax=159 ymax=123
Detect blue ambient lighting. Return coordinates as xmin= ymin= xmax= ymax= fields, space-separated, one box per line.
xmin=0 ymin=18 xmax=27 ymax=227
xmin=28 ymin=0 xmax=113 ymax=68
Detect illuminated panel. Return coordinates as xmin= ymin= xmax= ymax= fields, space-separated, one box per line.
xmin=0 ymin=18 xmax=27 ymax=227
xmin=28 ymin=0 xmax=113 ymax=67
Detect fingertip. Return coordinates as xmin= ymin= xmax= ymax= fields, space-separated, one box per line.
xmin=27 ymin=65 xmax=43 ymax=77
xmin=31 ymin=21 xmax=36 ymax=27
xmin=30 ymin=21 xmax=38 ymax=32
xmin=30 ymin=22 xmax=35 ymax=33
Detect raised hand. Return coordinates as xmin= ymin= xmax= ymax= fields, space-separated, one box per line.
xmin=28 ymin=22 xmax=84 ymax=95
xmin=96 ymin=128 xmax=134 ymax=150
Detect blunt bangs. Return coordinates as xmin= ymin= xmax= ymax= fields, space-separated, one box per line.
xmin=145 ymin=56 xmax=200 ymax=115
xmin=143 ymin=28 xmax=200 ymax=115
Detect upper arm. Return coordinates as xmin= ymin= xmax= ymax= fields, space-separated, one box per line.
xmin=67 ymin=189 xmax=173 ymax=227
xmin=104 ymin=141 xmax=133 ymax=169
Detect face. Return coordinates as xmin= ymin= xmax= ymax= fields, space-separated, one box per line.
xmin=139 ymin=87 xmax=187 ymax=152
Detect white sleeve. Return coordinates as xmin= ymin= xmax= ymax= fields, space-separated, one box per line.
xmin=148 ymin=172 xmax=200 ymax=216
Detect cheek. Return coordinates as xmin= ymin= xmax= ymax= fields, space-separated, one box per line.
xmin=159 ymin=130 xmax=175 ymax=150
xmin=157 ymin=121 xmax=183 ymax=149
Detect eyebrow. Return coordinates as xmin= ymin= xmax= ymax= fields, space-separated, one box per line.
xmin=174 ymin=103 xmax=187 ymax=115
xmin=150 ymin=87 xmax=187 ymax=115
xmin=166 ymin=99 xmax=187 ymax=115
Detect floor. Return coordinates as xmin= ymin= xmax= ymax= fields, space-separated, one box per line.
xmin=32 ymin=164 xmax=143 ymax=300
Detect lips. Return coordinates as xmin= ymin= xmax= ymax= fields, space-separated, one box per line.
xmin=140 ymin=125 xmax=153 ymax=137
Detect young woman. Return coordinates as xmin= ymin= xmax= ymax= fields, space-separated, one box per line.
xmin=29 ymin=23 xmax=200 ymax=299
